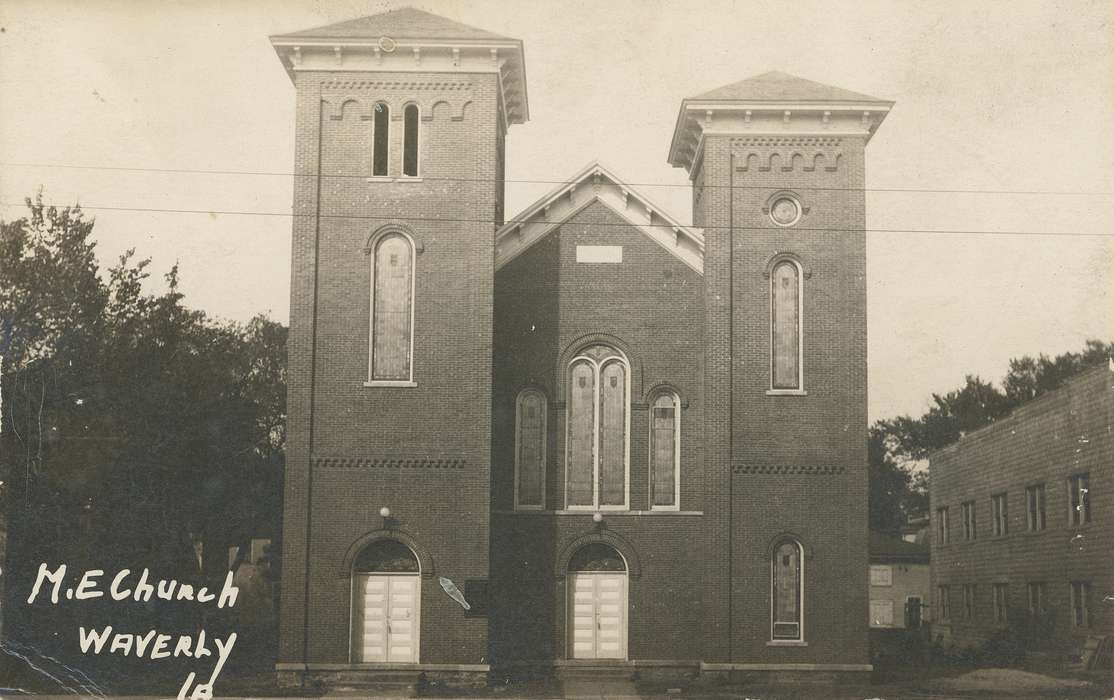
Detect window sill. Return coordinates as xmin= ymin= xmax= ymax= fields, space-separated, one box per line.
xmin=363 ymin=380 xmax=418 ymax=388
xmin=366 ymin=176 xmax=394 ymax=182
xmin=397 ymin=176 xmax=423 ymax=183
xmin=494 ymin=509 xmax=704 ymax=517
xmin=766 ymin=389 xmax=808 ymax=396
xmin=767 ymin=641 xmax=808 ymax=647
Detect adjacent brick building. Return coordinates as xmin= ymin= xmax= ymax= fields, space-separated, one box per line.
xmin=930 ymin=361 xmax=1113 ymax=652
xmin=269 ymin=7 xmax=894 ymax=684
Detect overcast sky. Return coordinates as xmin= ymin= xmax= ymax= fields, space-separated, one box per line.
xmin=2 ymin=0 xmax=1112 ymax=422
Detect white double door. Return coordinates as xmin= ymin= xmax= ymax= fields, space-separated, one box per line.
xmin=568 ymin=573 xmax=628 ymax=659
xmin=352 ymin=574 xmax=420 ymax=663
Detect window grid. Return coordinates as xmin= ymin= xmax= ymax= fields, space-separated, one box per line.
xmin=514 ymin=389 xmax=547 ymax=511
xmin=963 ymin=584 xmax=976 ymax=621
xmin=961 ymin=500 xmax=977 ymax=541
xmin=1068 ymin=473 xmax=1091 ymax=526
xmin=769 ymin=258 xmax=803 ymax=391
xmin=565 ymin=346 xmax=630 ymax=510
xmin=991 ymin=492 xmax=1008 ymax=537
xmin=1027 ymin=582 xmax=1046 ymax=616
xmin=648 ymin=390 xmax=681 ymax=511
xmin=993 ymin=583 xmax=1009 ymax=624
xmin=936 ymin=506 xmax=950 ymax=545
xmin=367 ymin=231 xmax=415 ymax=384
xmin=1071 ymin=581 xmax=1090 ymax=628
xmin=938 ymin=585 xmax=950 ymax=621
xmin=1026 ymin=484 xmax=1046 ymax=532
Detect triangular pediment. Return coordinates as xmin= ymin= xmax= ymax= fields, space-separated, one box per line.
xmin=494 ymin=162 xmax=704 ymax=274
xmin=691 ymin=71 xmax=884 ymax=103
xmin=275 ymin=7 xmax=512 ymax=41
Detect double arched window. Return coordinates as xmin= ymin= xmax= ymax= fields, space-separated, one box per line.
xmin=514 ymin=389 xmax=547 ymax=510
xmin=648 ymin=390 xmax=681 ymax=510
xmin=566 ymin=345 xmax=629 ymax=510
xmin=770 ymin=258 xmax=804 ymax=391
xmin=771 ymin=539 xmax=804 ymax=641
xmin=368 ymin=230 xmax=415 ymax=384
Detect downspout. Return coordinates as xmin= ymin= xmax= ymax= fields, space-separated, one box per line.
xmin=727 ymin=151 xmax=735 ymax=662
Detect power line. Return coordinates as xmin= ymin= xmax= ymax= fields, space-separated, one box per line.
xmin=3 ymin=161 xmax=1114 ymax=197
xmin=2 ymin=200 xmax=1110 ymax=239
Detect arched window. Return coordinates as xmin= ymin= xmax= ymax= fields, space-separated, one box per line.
xmin=649 ymin=390 xmax=680 ymax=510
xmin=372 ymin=102 xmax=390 ymax=177
xmin=353 ymin=539 xmax=420 ymax=573
xmin=402 ymin=104 xmax=420 ymax=177
xmin=770 ymin=259 xmax=802 ymax=390
xmin=515 ymin=389 xmax=547 ymax=510
xmin=368 ymin=232 xmax=414 ymax=383
xmin=566 ymin=345 xmax=629 ymax=509
xmin=771 ymin=539 xmax=804 ymax=641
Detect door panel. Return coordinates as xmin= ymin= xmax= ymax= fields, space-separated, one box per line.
xmin=354 ymin=574 xmax=420 ymax=663
xmin=568 ymin=573 xmax=627 ymax=659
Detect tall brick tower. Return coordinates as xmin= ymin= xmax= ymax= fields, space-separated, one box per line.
xmin=269 ymin=8 xmax=527 ymax=678
xmin=669 ymin=72 xmax=892 ymax=669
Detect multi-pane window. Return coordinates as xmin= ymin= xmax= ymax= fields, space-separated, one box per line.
xmin=991 ymin=493 xmax=1008 ymax=537
xmin=771 ymin=539 xmax=803 ymax=640
xmin=1027 ymin=582 xmax=1046 ymax=616
xmin=372 ymin=102 xmax=390 ymax=177
xmin=993 ymin=583 xmax=1009 ymax=624
xmin=870 ymin=565 xmax=893 ymax=587
xmin=649 ymin=391 xmax=680 ymax=510
xmin=869 ymin=600 xmax=893 ymax=627
xmin=402 ymin=104 xmax=420 ymax=177
xmin=368 ymin=232 xmax=414 ymax=382
xmin=770 ymin=259 xmax=802 ymax=390
xmin=566 ymin=345 xmax=628 ymax=509
xmin=961 ymin=500 xmax=977 ymax=541
xmin=1068 ymin=473 xmax=1091 ymax=526
xmin=936 ymin=506 xmax=950 ymax=545
xmin=514 ymin=389 xmax=547 ymax=510
xmin=963 ymin=584 xmax=976 ymax=620
xmin=938 ymin=585 xmax=951 ymax=620
xmin=1071 ymin=581 xmax=1090 ymax=628
xmin=1026 ymin=484 xmax=1046 ymax=531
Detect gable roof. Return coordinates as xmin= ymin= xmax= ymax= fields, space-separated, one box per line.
xmin=276 ymin=7 xmax=512 ymax=41
xmin=869 ymin=531 xmax=929 ymax=564
xmin=494 ymin=162 xmax=704 ymax=274
xmin=690 ymin=71 xmax=885 ymax=103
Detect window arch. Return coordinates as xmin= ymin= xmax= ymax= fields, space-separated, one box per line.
xmin=402 ymin=103 xmax=420 ymax=178
xmin=353 ymin=538 xmax=420 ymax=573
xmin=648 ymin=389 xmax=681 ymax=510
xmin=372 ymin=101 xmax=390 ymax=177
xmin=566 ymin=344 xmax=630 ymax=510
xmin=770 ymin=258 xmax=803 ymax=391
xmin=771 ymin=539 xmax=804 ymax=641
xmin=368 ymin=231 xmax=415 ymax=383
xmin=514 ymin=389 xmax=547 ymax=510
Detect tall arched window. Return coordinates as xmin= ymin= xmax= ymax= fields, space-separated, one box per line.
xmin=649 ymin=390 xmax=680 ymax=510
xmin=566 ymin=345 xmax=629 ymax=509
xmin=770 ymin=259 xmax=803 ymax=390
xmin=515 ymin=389 xmax=547 ymax=510
xmin=771 ymin=539 xmax=804 ymax=641
xmin=372 ymin=102 xmax=390 ymax=177
xmin=368 ymin=232 xmax=414 ymax=383
xmin=402 ymin=104 xmax=420 ymax=177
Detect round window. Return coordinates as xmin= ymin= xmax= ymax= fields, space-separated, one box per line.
xmin=769 ymin=196 xmax=801 ymax=227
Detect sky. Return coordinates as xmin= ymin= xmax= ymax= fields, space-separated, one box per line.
xmin=1 ymin=0 xmax=1112 ymax=422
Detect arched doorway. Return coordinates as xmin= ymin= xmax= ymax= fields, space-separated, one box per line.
xmin=567 ymin=543 xmax=628 ymax=659
xmin=351 ymin=539 xmax=421 ymax=663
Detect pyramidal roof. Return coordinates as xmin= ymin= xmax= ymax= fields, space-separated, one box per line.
xmin=690 ymin=71 xmax=885 ymax=103
xmin=276 ymin=7 xmax=512 ymax=41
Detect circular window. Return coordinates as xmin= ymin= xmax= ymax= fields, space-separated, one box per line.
xmin=378 ymin=36 xmax=398 ymax=53
xmin=769 ymin=196 xmax=801 ymax=227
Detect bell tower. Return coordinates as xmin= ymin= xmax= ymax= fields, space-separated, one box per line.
xmin=669 ymin=72 xmax=892 ymax=667
xmin=270 ymin=8 xmax=528 ymax=673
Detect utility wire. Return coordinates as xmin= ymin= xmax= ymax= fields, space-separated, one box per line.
xmin=3 ymin=161 xmax=1114 ymax=197
xmin=2 ymin=201 xmax=1110 ymax=238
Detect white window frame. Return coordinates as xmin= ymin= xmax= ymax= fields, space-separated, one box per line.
xmin=937 ymin=506 xmax=950 ymax=544
xmin=564 ymin=347 xmax=631 ymax=511
xmin=769 ymin=539 xmax=805 ymax=643
xmin=767 ymin=257 xmax=805 ymax=395
xmin=1068 ymin=472 xmax=1090 ymax=526
xmin=365 ymin=229 xmax=417 ymax=387
xmin=961 ymin=500 xmax=977 ymax=541
xmin=647 ymin=389 xmax=681 ymax=512
xmin=869 ymin=565 xmax=893 ymax=587
xmin=400 ymin=102 xmax=422 ymax=179
xmin=991 ymin=492 xmax=1008 ymax=537
xmin=513 ymin=388 xmax=547 ymax=512
xmin=869 ymin=599 xmax=894 ymax=628
xmin=1070 ymin=581 xmax=1090 ymax=628
xmin=1026 ymin=483 xmax=1046 ymax=531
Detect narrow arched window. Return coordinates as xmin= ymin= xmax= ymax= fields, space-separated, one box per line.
xmin=566 ymin=345 xmax=629 ymax=509
xmin=402 ymin=104 xmax=419 ymax=177
xmin=372 ymin=102 xmax=390 ymax=177
xmin=649 ymin=391 xmax=680 ymax=510
xmin=771 ymin=539 xmax=804 ymax=641
xmin=515 ymin=389 xmax=546 ymax=510
xmin=369 ymin=232 xmax=414 ymax=382
xmin=771 ymin=259 xmax=802 ymax=390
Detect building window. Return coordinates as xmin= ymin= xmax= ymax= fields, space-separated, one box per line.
xmin=993 ymin=583 xmax=1009 ymax=624
xmin=1026 ymin=483 xmax=1046 ymax=531
xmin=372 ymin=101 xmax=390 ymax=176
xmin=368 ymin=232 xmax=415 ymax=382
xmin=1070 ymin=581 xmax=1090 ymax=628
xmin=566 ymin=345 xmax=629 ymax=509
xmin=649 ymin=390 xmax=680 ymax=510
xmin=992 ymin=492 xmax=1008 ymax=537
xmin=961 ymin=500 xmax=977 ymax=541
xmin=936 ymin=506 xmax=950 ymax=545
xmin=870 ymin=565 xmax=893 ymax=587
xmin=938 ymin=585 xmax=950 ymax=621
xmin=963 ymin=584 xmax=976 ymax=621
xmin=402 ymin=103 xmax=420 ymax=177
xmin=770 ymin=259 xmax=802 ymax=391
xmin=1027 ymin=582 xmax=1046 ymax=616
xmin=1068 ymin=473 xmax=1090 ymax=526
xmin=771 ymin=539 xmax=803 ymax=641
xmin=514 ymin=389 xmax=546 ymax=510
xmin=869 ymin=599 xmax=893 ymax=628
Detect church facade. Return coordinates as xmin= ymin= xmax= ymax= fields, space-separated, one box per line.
xmin=270 ymin=7 xmax=892 ymax=684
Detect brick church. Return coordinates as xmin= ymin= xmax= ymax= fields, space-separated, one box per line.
xmin=269 ymin=7 xmax=893 ymax=684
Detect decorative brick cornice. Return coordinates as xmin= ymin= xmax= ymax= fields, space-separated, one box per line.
xmin=733 ymin=464 xmax=846 ymax=476
xmin=314 ymin=457 xmax=466 ymax=470
xmin=321 ymin=79 xmax=472 ymax=91
xmin=731 ymin=136 xmax=842 ymax=147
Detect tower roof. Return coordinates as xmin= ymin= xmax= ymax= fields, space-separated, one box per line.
xmin=690 ymin=71 xmax=885 ymax=103
xmin=275 ymin=7 xmax=512 ymax=42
